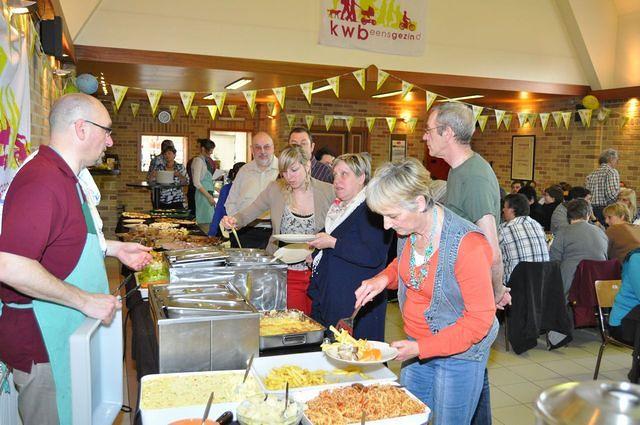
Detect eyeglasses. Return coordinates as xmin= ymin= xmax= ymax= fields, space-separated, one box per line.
xmin=84 ymin=119 xmax=112 ymax=136
xmin=423 ymin=125 xmax=444 ymax=134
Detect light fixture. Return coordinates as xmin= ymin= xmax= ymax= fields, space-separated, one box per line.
xmin=203 ymin=93 xmax=214 ymax=100
xmin=53 ymin=69 xmax=71 ymax=76
xmin=519 ymin=91 xmax=530 ymax=99
xmin=224 ymin=78 xmax=252 ymax=90
xmin=436 ymin=95 xmax=484 ymax=103
xmin=371 ymin=89 xmax=404 ymax=99
xmin=10 ymin=7 xmax=29 ymax=14
xmin=311 ymin=84 xmax=332 ymax=94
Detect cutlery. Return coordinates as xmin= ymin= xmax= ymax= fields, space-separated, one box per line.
xmin=283 ymin=381 xmax=289 ymax=415
xmin=242 ymin=354 xmax=255 ymax=384
xmin=336 ymin=304 xmax=362 ymax=336
xmin=231 ymin=227 xmax=242 ymax=248
xmin=201 ymin=391 xmax=214 ymax=425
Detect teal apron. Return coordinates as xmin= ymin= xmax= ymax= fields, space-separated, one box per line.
xmin=32 ymin=182 xmax=109 ymax=425
xmin=195 ymin=156 xmax=215 ymax=224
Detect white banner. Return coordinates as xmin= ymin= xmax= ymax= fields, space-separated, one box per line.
xmin=319 ymin=0 xmax=426 ymax=56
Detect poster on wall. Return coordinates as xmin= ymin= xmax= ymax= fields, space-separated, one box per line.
xmin=511 ymin=135 xmax=535 ymax=181
xmin=390 ymin=135 xmax=407 ymax=162
xmin=319 ymin=0 xmax=426 ymax=56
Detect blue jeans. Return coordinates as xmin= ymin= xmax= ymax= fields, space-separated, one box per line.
xmin=400 ymin=355 xmax=487 ymax=425
xmin=471 ymin=368 xmax=492 ymax=425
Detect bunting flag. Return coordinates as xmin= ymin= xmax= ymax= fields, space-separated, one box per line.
xmin=353 ymin=68 xmax=366 ymax=90
xmin=242 ymin=90 xmax=257 ymax=116
xmin=190 ymin=105 xmax=199 ymax=120
xmin=597 ymin=107 xmax=611 ymax=122
xmin=327 ymin=76 xmax=340 ymax=97
xmin=562 ymin=111 xmax=572 ymax=129
xmin=206 ymin=105 xmax=218 ymax=120
xmin=401 ymin=81 xmax=413 ymax=99
xmin=406 ymin=117 xmax=418 ymax=133
xmin=324 ymin=115 xmax=334 ymax=131
xmin=528 ymin=113 xmax=538 ymax=127
xmin=503 ymin=114 xmax=513 ymax=130
xmin=111 ymin=84 xmax=128 ymax=111
xmin=179 ymin=91 xmax=195 ymax=115
xmin=578 ymin=109 xmax=592 ymax=127
xmin=494 ymin=110 xmax=505 ymax=129
xmin=169 ymin=105 xmax=179 ymax=120
xmin=552 ymin=111 xmax=563 ymax=128
xmin=366 ymin=117 xmax=376 ymax=132
xmin=621 ymin=116 xmax=630 ymax=128
xmin=517 ymin=112 xmax=528 ymax=128
xmin=110 ymin=101 xmax=118 ymax=115
xmin=146 ymin=89 xmax=163 ymax=116
xmin=425 ymin=91 xmax=438 ymax=112
xmin=471 ymin=105 xmax=484 ymax=123
xmin=273 ymin=87 xmax=286 ymax=110
xmin=376 ymin=69 xmax=389 ymax=90
xmin=286 ymin=113 xmax=296 ymax=127
xmin=345 ymin=116 xmax=355 ymax=132
xmin=130 ymin=102 xmax=140 ymax=118
xmin=227 ymin=104 xmax=238 ymax=118
xmin=300 ymin=82 xmax=313 ymax=104
xmin=267 ymin=101 xmax=277 ymax=116
xmin=477 ymin=115 xmax=489 ymax=132
xmin=305 ymin=114 xmax=315 ymax=129
xmin=385 ymin=117 xmax=397 ymax=133
xmin=211 ymin=92 xmax=227 ymax=114
xmin=539 ymin=112 xmax=551 ymax=131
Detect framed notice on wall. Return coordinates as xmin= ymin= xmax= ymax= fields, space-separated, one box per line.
xmin=390 ymin=135 xmax=407 ymax=162
xmin=511 ymin=135 xmax=536 ymax=181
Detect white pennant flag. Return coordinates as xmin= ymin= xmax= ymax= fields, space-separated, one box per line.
xmin=273 ymin=87 xmax=286 ymax=110
xmin=562 ymin=111 xmax=572 ymax=129
xmin=242 ymin=90 xmax=257 ymax=116
xmin=539 ymin=113 xmax=551 ymax=131
xmin=146 ymin=89 xmax=163 ymax=116
xmin=494 ymin=110 xmax=505 ymax=129
xmin=376 ymin=69 xmax=389 ymax=90
xmin=401 ymin=81 xmax=413 ymax=99
xmin=211 ymin=92 xmax=227 ymax=114
xmin=300 ymin=82 xmax=313 ymax=104
xmin=578 ymin=109 xmax=592 ymax=127
xmin=111 ymin=84 xmax=128 ymax=111
xmin=517 ymin=112 xmax=528 ymax=127
xmin=327 ymin=76 xmax=340 ymax=97
xmin=552 ymin=111 xmax=563 ymax=128
xmin=471 ymin=105 xmax=484 ymax=123
xmin=528 ymin=113 xmax=538 ymax=127
xmin=352 ymin=68 xmax=366 ymax=90
xmin=425 ymin=91 xmax=438 ymax=112
xmin=503 ymin=114 xmax=513 ymax=130
xmin=206 ymin=105 xmax=218 ymax=120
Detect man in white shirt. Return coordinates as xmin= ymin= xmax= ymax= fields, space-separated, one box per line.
xmin=225 ymin=132 xmax=279 ymax=248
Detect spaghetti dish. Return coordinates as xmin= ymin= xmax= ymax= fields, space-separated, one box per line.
xmin=304 ymin=384 xmax=425 ymax=425
xmin=260 ymin=310 xmax=324 ymax=336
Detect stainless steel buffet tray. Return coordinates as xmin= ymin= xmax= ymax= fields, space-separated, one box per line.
xmin=259 ymin=312 xmax=326 ymax=350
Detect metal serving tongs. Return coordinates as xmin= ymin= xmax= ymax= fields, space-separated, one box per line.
xmin=201 ymin=391 xmax=214 ymax=425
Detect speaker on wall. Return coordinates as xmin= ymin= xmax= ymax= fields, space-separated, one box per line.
xmin=40 ymin=16 xmax=63 ymax=59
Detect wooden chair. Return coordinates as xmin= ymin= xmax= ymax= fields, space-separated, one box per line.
xmin=593 ymin=279 xmax=632 ymax=379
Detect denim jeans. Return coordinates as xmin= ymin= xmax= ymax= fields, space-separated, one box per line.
xmin=400 ymin=355 xmax=487 ymax=425
xmin=471 ymin=368 xmax=492 ymax=425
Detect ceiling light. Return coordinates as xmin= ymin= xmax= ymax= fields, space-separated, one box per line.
xmin=203 ymin=93 xmax=214 ymax=100
xmin=436 ymin=95 xmax=484 ymax=103
xmin=519 ymin=91 xmax=530 ymax=99
xmin=225 ymin=78 xmax=252 ymax=90
xmin=371 ymin=89 xmax=404 ymax=99
xmin=53 ymin=69 xmax=71 ymax=76
xmin=10 ymin=7 xmax=29 ymax=14
xmin=311 ymin=85 xmax=332 ymax=94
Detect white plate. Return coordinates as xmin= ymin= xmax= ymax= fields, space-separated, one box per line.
xmin=123 ymin=223 xmax=144 ymax=229
xmin=272 ymin=234 xmax=316 ymax=243
xmin=123 ymin=218 xmax=145 ymax=224
xmin=324 ymin=340 xmax=399 ymax=365
xmin=274 ymin=243 xmax=313 ymax=264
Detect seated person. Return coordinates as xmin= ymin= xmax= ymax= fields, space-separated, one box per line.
xmin=604 ymin=202 xmax=640 ymax=263
xmin=518 ymin=185 xmax=544 ymax=226
xmin=609 ymin=249 xmax=640 ymax=345
xmin=540 ymin=185 xmax=564 ymax=231
xmin=550 ymin=186 xmax=592 ymax=235
xmin=550 ymin=199 xmax=608 ymax=296
xmin=619 ymin=188 xmax=640 ymax=224
xmin=499 ymin=194 xmax=549 ymax=284
xmin=510 ymin=180 xmax=523 ymax=194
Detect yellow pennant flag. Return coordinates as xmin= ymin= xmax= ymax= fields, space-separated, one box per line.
xmin=471 ymin=105 xmax=484 ymax=123
xmin=169 ymin=105 xmax=179 ymax=120
xmin=130 ymin=102 xmax=140 ymax=118
xmin=324 ymin=115 xmax=334 ymax=131
xmin=552 ymin=111 xmax=563 ymax=128
xmin=273 ymin=87 xmax=286 ymax=110
xmin=539 ymin=113 xmax=551 ymax=131
xmin=227 ymin=104 xmax=238 ymax=118
xmin=406 ymin=117 xmax=418 ymax=133
xmin=385 ymin=117 xmax=397 ymax=133
xmin=597 ymin=107 xmax=611 ymax=122
xmin=327 ymin=76 xmax=340 ymax=98
xmin=352 ymin=68 xmax=366 ymax=90
xmin=578 ymin=109 xmax=592 ymax=127
xmin=494 ymin=110 xmax=505 ymax=129
xmin=305 ymin=115 xmax=315 ymax=129
xmin=267 ymin=101 xmax=277 ymax=116
xmin=425 ymin=91 xmax=438 ymax=112
xmin=517 ymin=112 xmax=528 ymax=128
xmin=345 ymin=116 xmax=355 ymax=132
xmin=503 ymin=114 xmax=513 ymax=130
xmin=286 ymin=114 xmax=296 ymax=127
xmin=190 ymin=105 xmax=199 ymax=120
xmin=477 ymin=115 xmax=489 ymax=132
xmin=401 ymin=81 xmax=413 ymax=99
xmin=528 ymin=113 xmax=538 ymax=127
xmin=366 ymin=117 xmax=376 ymax=132
xmin=111 ymin=84 xmax=128 ymax=111
xmin=110 ymin=101 xmax=119 ymax=115
xmin=562 ymin=111 xmax=572 ymax=129
xmin=300 ymin=82 xmax=313 ymax=104
xmin=621 ymin=115 xmax=630 ymax=128
xmin=179 ymin=91 xmax=195 ymax=115
xmin=146 ymin=89 xmax=163 ymax=116
xmin=376 ymin=69 xmax=389 ymax=91
xmin=206 ymin=105 xmax=218 ymax=120
xmin=243 ymin=90 xmax=257 ymax=116
xmin=211 ymin=92 xmax=227 ymax=114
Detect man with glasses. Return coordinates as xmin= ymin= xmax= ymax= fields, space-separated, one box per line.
xmin=224 ymin=132 xmax=279 ymax=248
xmin=0 ymin=93 xmax=152 ymax=424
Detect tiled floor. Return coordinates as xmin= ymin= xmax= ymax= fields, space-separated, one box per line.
xmin=107 ymin=259 xmax=634 ymax=425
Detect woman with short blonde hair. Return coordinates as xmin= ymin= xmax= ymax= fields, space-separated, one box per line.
xmin=604 ymin=202 xmax=640 ymax=263
xmin=618 ymin=188 xmax=639 ymax=224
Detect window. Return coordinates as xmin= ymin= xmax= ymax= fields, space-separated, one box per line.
xmin=140 ymin=135 xmax=187 ymax=172
xmin=209 ymin=131 xmax=248 ymax=171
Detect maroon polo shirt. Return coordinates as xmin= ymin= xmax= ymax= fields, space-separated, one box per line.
xmin=0 ymin=145 xmax=87 ymax=372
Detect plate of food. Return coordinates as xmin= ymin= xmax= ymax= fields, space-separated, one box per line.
xmin=272 ymin=234 xmax=316 ymax=244
xmin=123 ymin=218 xmax=146 ymax=224
xmin=124 ymin=223 xmax=145 ymax=229
xmin=322 ymin=326 xmax=398 ymax=365
xmin=122 ymin=211 xmax=151 ymax=219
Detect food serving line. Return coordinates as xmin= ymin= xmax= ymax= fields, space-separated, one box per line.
xmin=116 ymin=211 xmax=431 ymax=425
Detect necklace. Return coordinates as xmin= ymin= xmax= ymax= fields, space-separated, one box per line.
xmin=408 ymin=207 xmax=439 ymax=290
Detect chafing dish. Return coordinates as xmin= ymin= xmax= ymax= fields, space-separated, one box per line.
xmin=259 ymin=310 xmax=326 ymax=350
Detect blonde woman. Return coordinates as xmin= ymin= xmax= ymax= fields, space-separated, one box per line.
xmin=604 ymin=202 xmax=640 ymax=263
xmin=221 ymin=146 xmax=334 ymax=313
xmin=618 ymin=188 xmax=640 ymax=224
